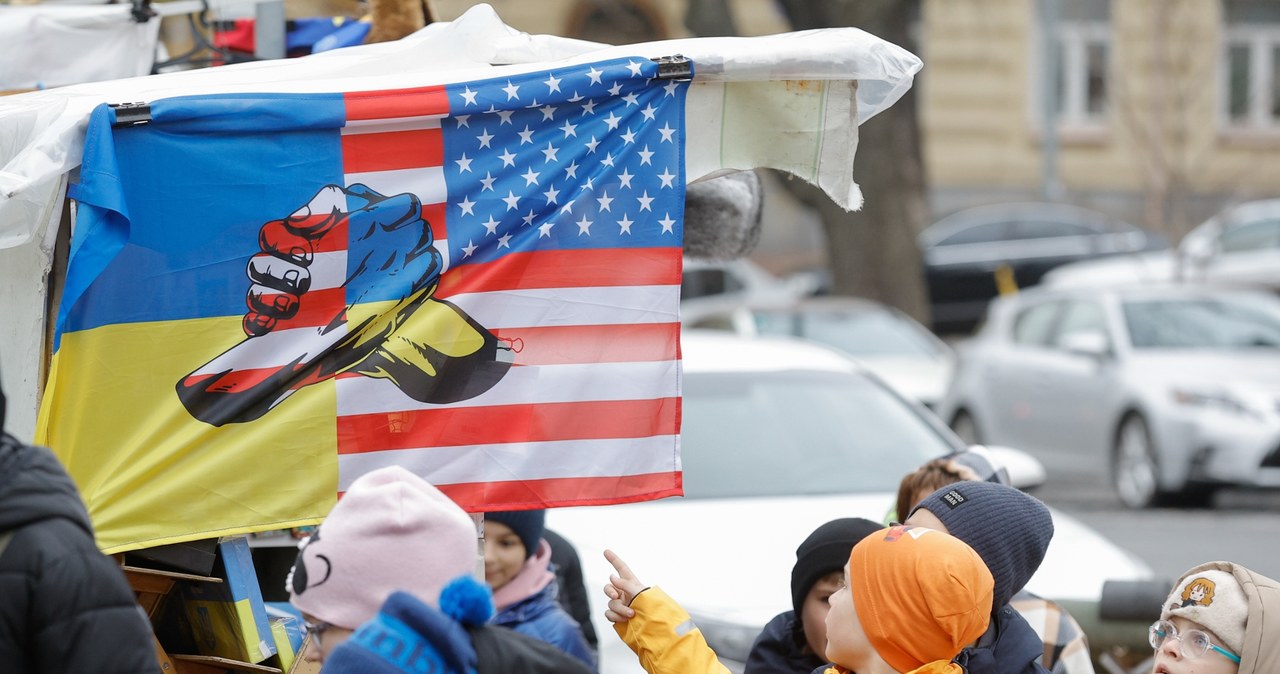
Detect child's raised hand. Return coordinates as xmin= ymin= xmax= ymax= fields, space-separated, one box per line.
xmin=603 ymin=549 xmax=649 ymax=623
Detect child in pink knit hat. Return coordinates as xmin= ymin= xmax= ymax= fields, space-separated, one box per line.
xmin=287 ymin=465 xmax=477 ymax=662
xmin=286 ymin=466 xmax=595 ymax=674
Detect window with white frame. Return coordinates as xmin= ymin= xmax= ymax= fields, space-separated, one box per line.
xmin=1222 ymin=0 xmax=1280 ymax=131
xmin=1035 ymin=0 xmax=1111 ymax=129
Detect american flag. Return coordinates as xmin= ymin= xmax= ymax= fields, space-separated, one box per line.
xmin=332 ymin=58 xmax=689 ymax=509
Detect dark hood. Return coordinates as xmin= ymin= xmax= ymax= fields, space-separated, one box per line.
xmin=0 ymin=437 xmax=95 ymax=536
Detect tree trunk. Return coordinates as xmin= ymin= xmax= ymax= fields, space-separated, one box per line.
xmin=774 ymin=0 xmax=931 ymax=324
xmin=684 ymin=0 xmax=737 ymax=37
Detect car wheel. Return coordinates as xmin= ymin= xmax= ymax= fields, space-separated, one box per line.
xmin=951 ymin=410 xmax=982 ymax=445
xmin=1113 ymin=414 xmax=1161 ymax=509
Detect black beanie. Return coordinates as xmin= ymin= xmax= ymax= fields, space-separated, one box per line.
xmin=909 ymin=481 xmax=1054 ymax=610
xmin=790 ymin=517 xmax=884 ymax=617
xmin=485 ymin=510 xmax=545 ymax=560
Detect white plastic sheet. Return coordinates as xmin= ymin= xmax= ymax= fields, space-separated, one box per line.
xmin=0 ymin=4 xmax=161 ymax=91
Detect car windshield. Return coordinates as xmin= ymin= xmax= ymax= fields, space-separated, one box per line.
xmin=679 ymin=370 xmax=955 ymax=498
xmin=752 ymin=309 xmax=945 ymax=358
xmin=1123 ymin=295 xmax=1280 ymax=349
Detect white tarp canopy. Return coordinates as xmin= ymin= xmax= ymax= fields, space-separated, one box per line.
xmin=0 ymin=3 xmax=920 ymax=439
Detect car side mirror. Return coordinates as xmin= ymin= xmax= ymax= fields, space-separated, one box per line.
xmin=1179 ymin=234 xmax=1217 ymax=268
xmin=1059 ymin=330 xmax=1110 ymax=359
xmin=972 ymin=444 xmax=1047 ymax=491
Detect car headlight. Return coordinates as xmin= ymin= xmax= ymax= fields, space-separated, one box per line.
xmin=1171 ymin=386 xmax=1270 ymax=420
xmin=689 ymin=612 xmax=762 ymax=664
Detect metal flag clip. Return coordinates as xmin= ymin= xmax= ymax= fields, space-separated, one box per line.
xmin=652 ymin=55 xmax=693 ymax=81
xmin=110 ymin=102 xmax=153 ymax=127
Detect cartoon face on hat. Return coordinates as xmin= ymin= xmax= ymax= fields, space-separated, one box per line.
xmin=1180 ymin=578 xmax=1216 ymax=607
xmin=1161 ymin=567 xmax=1248 ymax=657
xmin=289 ymin=528 xmax=333 ymax=597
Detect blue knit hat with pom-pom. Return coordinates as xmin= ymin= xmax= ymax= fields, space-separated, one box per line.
xmin=438 ymin=574 xmax=494 ymax=626
xmin=322 ymin=575 xmax=492 ymax=674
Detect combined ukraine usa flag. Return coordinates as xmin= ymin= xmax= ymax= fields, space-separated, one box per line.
xmin=40 ymin=57 xmax=689 ymax=553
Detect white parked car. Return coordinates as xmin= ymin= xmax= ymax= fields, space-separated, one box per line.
xmin=679 ymin=257 xmax=811 ymax=326
xmin=937 ymin=284 xmax=1280 ymax=508
xmin=550 ymin=331 xmax=1154 ymax=673
xmin=1180 ymin=198 xmax=1280 ymax=290
xmin=1045 ymin=198 xmax=1280 ymax=291
xmin=683 ymin=296 xmax=955 ymax=409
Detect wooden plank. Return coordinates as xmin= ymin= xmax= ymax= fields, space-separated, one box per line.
xmin=121 ymin=565 xmax=223 ymax=583
xmin=172 ymin=655 xmax=282 ymax=674
xmin=287 ymin=637 xmax=321 ymax=674
xmin=152 ymin=634 xmax=177 ymax=673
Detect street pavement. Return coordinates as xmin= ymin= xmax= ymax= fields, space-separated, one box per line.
xmin=1033 ymin=475 xmax=1280 ymax=583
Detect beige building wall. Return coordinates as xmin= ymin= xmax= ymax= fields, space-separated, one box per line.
xmin=922 ymin=0 xmax=1280 ymax=234
xmin=919 ymin=1 xmax=1030 ymax=189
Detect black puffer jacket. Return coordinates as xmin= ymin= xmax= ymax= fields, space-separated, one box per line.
xmin=744 ymin=610 xmax=827 ymax=674
xmin=470 ymin=622 xmax=594 ymax=674
xmin=0 ymin=431 xmax=158 ymax=673
xmin=953 ymin=605 xmax=1052 ymax=674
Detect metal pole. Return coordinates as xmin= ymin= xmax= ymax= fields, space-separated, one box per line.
xmin=254 ymin=0 xmax=286 ymax=60
xmin=1039 ymin=0 xmax=1064 ymax=201
xmin=471 ymin=513 xmax=486 ymax=580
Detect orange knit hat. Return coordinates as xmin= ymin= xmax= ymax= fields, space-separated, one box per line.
xmin=849 ymin=525 xmax=994 ymax=673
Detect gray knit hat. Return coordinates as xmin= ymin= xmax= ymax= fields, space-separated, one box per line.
xmin=947 ymin=446 xmax=1010 ymax=486
xmin=909 ymin=481 xmax=1053 ymax=610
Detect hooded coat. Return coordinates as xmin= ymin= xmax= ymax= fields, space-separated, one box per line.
xmin=1193 ymin=561 xmax=1280 ymax=674
xmin=0 ymin=383 xmax=157 ymax=673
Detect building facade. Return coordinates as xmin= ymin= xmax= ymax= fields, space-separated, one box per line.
xmin=921 ymin=0 xmax=1280 ymax=239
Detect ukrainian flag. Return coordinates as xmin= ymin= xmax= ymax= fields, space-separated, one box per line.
xmin=39 ymin=96 xmax=350 ymax=552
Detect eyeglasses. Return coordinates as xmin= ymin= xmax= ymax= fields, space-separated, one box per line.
xmin=304 ymin=620 xmax=333 ymax=647
xmin=1148 ymin=619 xmax=1241 ymax=664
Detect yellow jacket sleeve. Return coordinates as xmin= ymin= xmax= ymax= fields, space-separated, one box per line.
xmin=908 ymin=662 xmax=964 ymax=674
xmin=612 ymin=586 xmax=732 ymax=674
